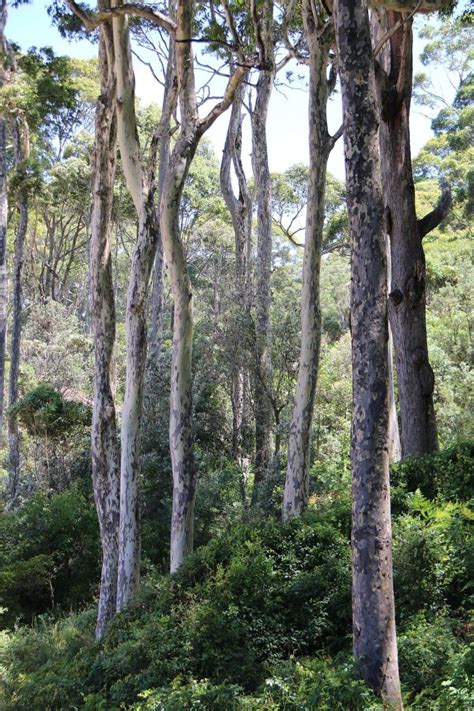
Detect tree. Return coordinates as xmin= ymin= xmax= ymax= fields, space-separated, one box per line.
xmin=282 ymin=0 xmax=341 ymax=520
xmin=334 ymin=0 xmax=402 ymax=705
xmin=88 ymin=19 xmax=120 ymax=638
xmin=373 ymin=10 xmax=451 ymax=459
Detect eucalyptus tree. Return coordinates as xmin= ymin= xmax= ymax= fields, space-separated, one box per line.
xmin=160 ymin=0 xmax=249 ymax=572
xmin=282 ymin=0 xmax=342 ymax=520
xmin=334 ymin=0 xmax=402 ymax=705
xmin=373 ymin=5 xmax=451 ymax=458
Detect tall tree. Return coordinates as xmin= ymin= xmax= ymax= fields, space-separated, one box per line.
xmin=220 ymin=79 xmax=253 ymax=509
xmin=373 ymin=8 xmax=451 ymax=458
xmin=250 ymin=0 xmax=275 ymax=506
xmin=334 ymin=0 xmax=402 ymax=705
xmin=282 ymin=0 xmax=341 ymax=520
xmin=160 ymin=0 xmax=248 ymax=571
xmin=88 ymin=21 xmax=120 ymax=638
xmin=6 ymin=116 xmax=28 ymax=506
xmin=0 ymin=0 xmax=11 ymax=441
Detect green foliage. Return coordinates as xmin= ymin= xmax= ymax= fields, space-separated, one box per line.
xmin=9 ymin=384 xmax=91 ymax=438
xmin=390 ymin=442 xmax=474 ymax=501
xmin=0 ymin=488 xmax=99 ymax=627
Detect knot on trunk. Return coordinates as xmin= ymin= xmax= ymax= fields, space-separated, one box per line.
xmin=389 ymin=289 xmax=403 ymax=306
xmin=405 ymin=270 xmax=425 ymax=305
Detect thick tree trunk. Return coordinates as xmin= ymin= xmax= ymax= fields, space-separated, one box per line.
xmin=250 ymin=0 xmax=275 ymax=506
xmin=334 ymin=0 xmax=402 ymax=706
xmin=220 ymin=82 xmax=252 ymax=509
xmin=375 ymin=11 xmax=437 ymax=458
xmin=283 ymin=3 xmax=335 ymax=520
xmin=89 ymin=27 xmax=120 ymax=640
xmin=7 ymin=118 xmax=27 ymax=507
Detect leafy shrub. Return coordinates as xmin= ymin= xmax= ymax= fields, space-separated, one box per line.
xmin=0 ymin=487 xmax=99 ymax=627
xmin=393 ymin=494 xmax=473 ymax=621
xmin=390 ymin=442 xmax=474 ymax=502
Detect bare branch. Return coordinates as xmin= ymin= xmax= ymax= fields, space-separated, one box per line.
xmin=65 ymin=0 xmax=176 ymax=34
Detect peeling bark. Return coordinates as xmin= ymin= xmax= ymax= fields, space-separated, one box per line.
xmin=283 ymin=2 xmax=337 ymax=520
xmin=374 ymin=10 xmax=439 ymax=457
xmin=334 ymin=0 xmax=402 ymax=705
xmin=89 ymin=26 xmax=120 ymax=639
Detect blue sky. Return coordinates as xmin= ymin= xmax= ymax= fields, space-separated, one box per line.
xmin=8 ymin=0 xmax=446 ymax=180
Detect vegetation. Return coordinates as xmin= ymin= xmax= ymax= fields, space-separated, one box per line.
xmin=0 ymin=0 xmax=472 ymax=708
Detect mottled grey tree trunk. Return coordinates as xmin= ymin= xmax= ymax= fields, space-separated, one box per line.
xmin=7 ymin=118 xmax=28 ymax=506
xmin=220 ymin=81 xmax=252 ymax=509
xmin=162 ymin=0 xmax=247 ymax=571
xmin=283 ymin=3 xmax=338 ymax=520
xmin=374 ymin=10 xmax=447 ymax=458
xmin=149 ymin=50 xmax=176 ymax=362
xmin=89 ymin=26 xmax=120 ymax=640
xmin=334 ymin=0 xmax=402 ymax=706
xmin=112 ymin=7 xmax=160 ymax=610
xmin=250 ymin=0 xmax=275 ymax=507
xmin=385 ymin=234 xmax=401 ymax=463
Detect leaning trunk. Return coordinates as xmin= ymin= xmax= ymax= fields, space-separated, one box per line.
xmin=375 ymin=11 xmax=437 ymax=457
xmin=7 ymin=118 xmax=28 ymax=506
xmin=283 ymin=2 xmax=333 ymax=520
xmin=89 ymin=27 xmax=120 ymax=640
xmin=334 ymin=0 xmax=402 ymax=706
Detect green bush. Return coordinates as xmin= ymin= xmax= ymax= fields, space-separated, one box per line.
xmin=390 ymin=442 xmax=474 ymax=502
xmin=0 ymin=487 xmax=100 ymax=627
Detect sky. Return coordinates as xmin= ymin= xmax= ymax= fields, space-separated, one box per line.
xmin=7 ymin=0 xmax=449 ymax=181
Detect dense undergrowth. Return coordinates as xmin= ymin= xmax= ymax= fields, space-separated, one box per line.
xmin=0 ymin=443 xmax=473 ymax=710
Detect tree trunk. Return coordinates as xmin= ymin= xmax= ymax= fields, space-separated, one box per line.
xmin=162 ymin=0 xmax=248 ymax=570
xmin=250 ymin=0 xmax=275 ymax=507
xmin=334 ymin=0 xmax=402 ymax=706
xmin=375 ymin=11 xmax=437 ymax=458
xmin=149 ymin=50 xmax=176 ymax=363
xmin=386 ymin=234 xmax=401 ymax=463
xmin=89 ymin=26 xmax=121 ymax=640
xmin=220 ymin=81 xmax=252 ymax=509
xmin=0 ymin=0 xmax=9 ymax=442
xmin=7 ymin=118 xmax=28 ymax=507
xmin=283 ymin=3 xmax=336 ymax=520
xmin=112 ymin=5 xmax=161 ymax=609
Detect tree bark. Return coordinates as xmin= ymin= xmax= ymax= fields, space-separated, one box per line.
xmin=89 ymin=25 xmax=121 ymax=640
xmin=6 ymin=118 xmax=28 ymax=507
xmin=220 ymin=81 xmax=252 ymax=509
xmin=161 ymin=0 xmax=248 ymax=571
xmin=283 ymin=3 xmax=336 ymax=520
xmin=112 ymin=4 xmax=161 ymax=610
xmin=334 ymin=0 xmax=402 ymax=706
xmin=0 ymin=0 xmax=10 ymax=442
xmin=375 ymin=11 xmax=438 ymax=458
xmin=250 ymin=0 xmax=275 ymax=507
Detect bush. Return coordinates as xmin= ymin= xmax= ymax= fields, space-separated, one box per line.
xmin=0 ymin=487 xmax=100 ymax=627
xmin=390 ymin=442 xmax=474 ymax=502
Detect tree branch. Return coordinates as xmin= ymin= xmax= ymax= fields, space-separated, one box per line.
xmin=65 ymin=0 xmax=176 ymax=34
xmin=417 ymin=179 xmax=452 ymax=239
